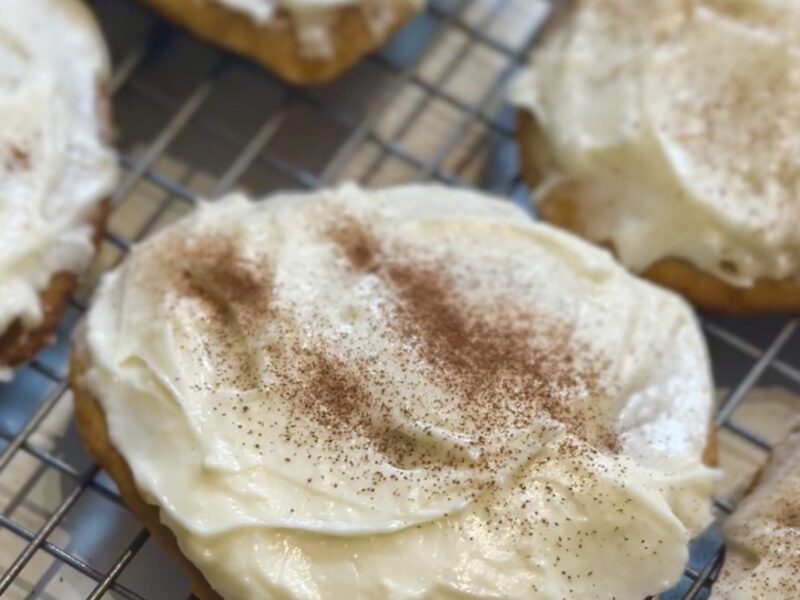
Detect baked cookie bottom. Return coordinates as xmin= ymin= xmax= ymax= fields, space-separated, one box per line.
xmin=70 ymin=342 xmax=223 ymax=600
xmin=136 ymin=0 xmax=420 ymax=84
xmin=516 ymin=110 xmax=800 ymax=315
xmin=0 ymin=201 xmax=109 ymax=376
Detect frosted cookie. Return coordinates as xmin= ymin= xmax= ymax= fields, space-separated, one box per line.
xmin=712 ymin=426 xmax=800 ymax=599
xmin=0 ymin=0 xmax=116 ymax=380
xmin=511 ymin=0 xmax=800 ymax=313
xmin=134 ymin=0 xmax=423 ymax=84
xmin=71 ymin=184 xmax=715 ymax=599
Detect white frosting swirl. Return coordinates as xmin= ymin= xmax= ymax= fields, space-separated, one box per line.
xmin=713 ymin=426 xmax=800 ymax=599
xmin=84 ymin=184 xmax=715 ymax=600
xmin=511 ymin=0 xmax=800 ymax=287
xmin=0 ymin=0 xmax=117 ymax=375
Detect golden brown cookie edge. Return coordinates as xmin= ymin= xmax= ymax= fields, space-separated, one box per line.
xmin=516 ymin=109 xmax=800 ymax=315
xmin=0 ymin=200 xmax=110 ymax=373
xmin=135 ymin=0 xmax=420 ymax=84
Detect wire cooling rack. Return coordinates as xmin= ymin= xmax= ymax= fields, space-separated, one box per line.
xmin=0 ymin=0 xmax=798 ymax=598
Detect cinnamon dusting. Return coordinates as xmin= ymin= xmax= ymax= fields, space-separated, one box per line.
xmin=4 ymin=144 xmax=30 ymax=172
xmin=326 ymin=215 xmax=380 ymax=272
xmin=326 ymin=213 xmax=617 ymax=453
xmin=164 ymin=233 xmax=272 ymax=390
xmin=148 ymin=210 xmax=622 ymax=512
xmin=178 ymin=236 xmax=267 ymax=320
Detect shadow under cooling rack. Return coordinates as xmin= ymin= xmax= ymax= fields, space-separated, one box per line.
xmin=0 ymin=0 xmax=798 ymax=598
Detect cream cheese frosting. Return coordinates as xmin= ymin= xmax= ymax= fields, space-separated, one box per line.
xmin=511 ymin=0 xmax=800 ymax=288
xmin=212 ymin=0 xmax=424 ymax=57
xmin=712 ymin=425 xmax=800 ymax=599
xmin=0 ymin=0 xmax=116 ymax=378
xmin=84 ymin=184 xmax=715 ymax=599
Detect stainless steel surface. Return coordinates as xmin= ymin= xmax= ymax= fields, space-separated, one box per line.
xmin=0 ymin=0 xmax=798 ymax=598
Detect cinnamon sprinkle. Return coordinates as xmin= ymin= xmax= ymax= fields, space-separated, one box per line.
xmin=146 ymin=209 xmax=620 ymax=509
xmin=326 ymin=213 xmax=618 ymax=453
xmin=179 ymin=238 xmax=267 ymax=318
xmin=160 ymin=233 xmax=273 ymax=390
xmin=326 ymin=215 xmax=380 ymax=272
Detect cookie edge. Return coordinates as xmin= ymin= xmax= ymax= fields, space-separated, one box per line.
xmin=135 ymin=0 xmax=420 ymax=84
xmin=516 ymin=108 xmax=800 ymax=315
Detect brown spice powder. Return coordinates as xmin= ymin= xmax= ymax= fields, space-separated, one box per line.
xmin=325 ymin=214 xmax=618 ymax=453
xmin=165 ymin=233 xmax=273 ymax=390
xmin=149 ymin=210 xmax=619 ymax=491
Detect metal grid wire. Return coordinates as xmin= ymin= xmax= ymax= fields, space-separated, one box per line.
xmin=0 ymin=0 xmax=798 ymax=598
